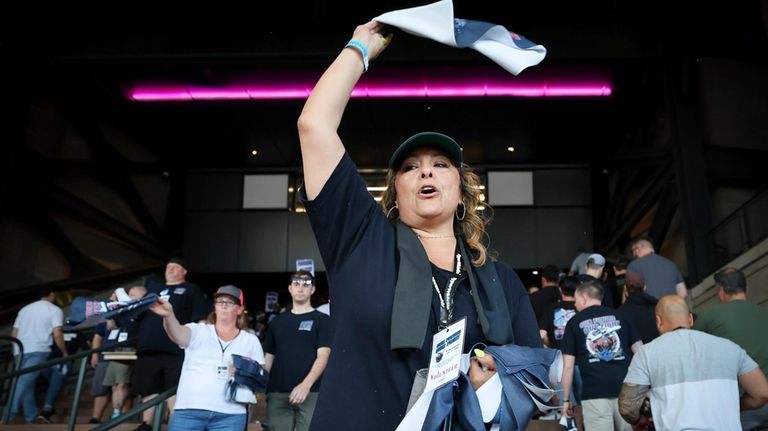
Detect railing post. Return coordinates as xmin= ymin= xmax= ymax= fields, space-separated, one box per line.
xmin=737 ymin=212 xmax=749 ymax=255
xmin=67 ymin=356 xmax=88 ymax=431
xmin=90 ymin=386 xmax=176 ymax=431
xmin=1 ymin=337 xmax=22 ymax=424
xmin=152 ymin=398 xmax=166 ymax=431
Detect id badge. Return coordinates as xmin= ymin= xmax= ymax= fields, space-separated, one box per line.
xmin=424 ymin=318 xmax=466 ymax=393
xmin=117 ymin=332 xmax=128 ymax=343
xmin=107 ymin=329 xmax=119 ymax=340
xmin=216 ymin=365 xmax=229 ymax=381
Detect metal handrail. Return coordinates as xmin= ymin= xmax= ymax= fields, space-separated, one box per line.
xmin=0 ymin=337 xmax=136 ymax=430
xmin=91 ymin=385 xmax=176 ymax=431
xmin=0 ymin=336 xmax=23 ymax=424
xmin=708 ymin=188 xmax=768 ymax=268
xmin=709 ymin=187 xmax=767 ymax=233
xmin=0 ymin=338 xmax=135 ymax=380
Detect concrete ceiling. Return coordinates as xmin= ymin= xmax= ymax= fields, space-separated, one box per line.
xmin=2 ymin=2 xmax=766 ymax=171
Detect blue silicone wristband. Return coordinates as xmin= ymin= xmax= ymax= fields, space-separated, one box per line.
xmin=345 ymin=40 xmax=369 ymax=72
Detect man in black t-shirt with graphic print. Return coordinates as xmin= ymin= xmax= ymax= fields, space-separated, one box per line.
xmin=539 ymin=276 xmax=579 ymax=350
xmin=263 ymin=271 xmax=331 ymax=431
xmin=560 ymin=280 xmax=642 ymax=431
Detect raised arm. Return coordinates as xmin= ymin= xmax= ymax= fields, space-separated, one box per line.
xmin=297 ymin=21 xmax=391 ymax=199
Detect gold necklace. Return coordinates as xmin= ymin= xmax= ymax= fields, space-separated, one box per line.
xmin=416 ymin=233 xmax=456 ymax=239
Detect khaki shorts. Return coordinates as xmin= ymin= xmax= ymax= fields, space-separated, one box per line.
xmin=103 ymin=361 xmax=132 ymax=386
xmin=91 ymin=361 xmax=111 ymax=396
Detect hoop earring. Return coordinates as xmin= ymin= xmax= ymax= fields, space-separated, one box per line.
xmin=455 ymin=203 xmax=466 ymax=221
xmin=386 ymin=203 xmax=399 ymax=219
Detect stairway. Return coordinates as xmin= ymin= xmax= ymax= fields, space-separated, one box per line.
xmin=1 ymin=372 xmax=267 ymax=430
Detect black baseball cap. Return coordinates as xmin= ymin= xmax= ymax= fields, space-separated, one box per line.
xmin=388 ymin=132 xmax=463 ymax=170
xmin=167 ymin=257 xmax=188 ymax=270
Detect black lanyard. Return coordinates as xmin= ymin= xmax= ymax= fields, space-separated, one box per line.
xmin=432 ymin=253 xmax=463 ymax=329
xmin=216 ymin=329 xmax=240 ymax=360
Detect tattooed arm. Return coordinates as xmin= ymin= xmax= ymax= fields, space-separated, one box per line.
xmin=618 ymin=382 xmax=651 ymax=425
xmin=738 ymin=367 xmax=768 ymax=411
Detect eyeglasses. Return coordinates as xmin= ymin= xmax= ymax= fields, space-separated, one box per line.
xmin=290 ymin=279 xmax=313 ymax=288
xmin=215 ymin=300 xmax=237 ymax=307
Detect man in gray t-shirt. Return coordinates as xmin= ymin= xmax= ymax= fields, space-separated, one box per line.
xmin=619 ymin=296 xmax=768 ymax=430
xmin=568 ymin=249 xmax=591 ymax=276
xmin=627 ymin=237 xmax=686 ymax=299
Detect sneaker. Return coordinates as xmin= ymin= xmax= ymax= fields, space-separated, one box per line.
xmin=88 ymin=418 xmax=101 ymax=424
xmin=40 ymin=409 xmax=54 ymax=422
xmin=34 ymin=415 xmax=51 ymax=424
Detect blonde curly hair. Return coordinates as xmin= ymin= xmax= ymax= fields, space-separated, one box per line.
xmin=380 ymin=163 xmax=493 ymax=266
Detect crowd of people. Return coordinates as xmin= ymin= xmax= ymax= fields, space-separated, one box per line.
xmin=4 ymin=20 xmax=768 ymax=431
xmin=7 ymin=239 xmax=767 ymax=431
xmin=3 ymin=260 xmax=333 ymax=431
xmin=531 ymin=247 xmax=768 ymax=431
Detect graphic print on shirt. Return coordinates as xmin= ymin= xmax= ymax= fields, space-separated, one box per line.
xmin=553 ymin=308 xmax=577 ymax=341
xmin=298 ymin=320 xmax=314 ymax=331
xmin=579 ymin=315 xmax=625 ymax=362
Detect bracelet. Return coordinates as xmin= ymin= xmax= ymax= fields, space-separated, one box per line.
xmin=345 ymin=40 xmax=369 ymax=72
xmin=563 ymin=400 xmax=570 ymax=403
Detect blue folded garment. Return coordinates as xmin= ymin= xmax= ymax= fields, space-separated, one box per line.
xmin=421 ymin=344 xmax=560 ymax=431
xmin=225 ymin=353 xmax=269 ymax=404
xmin=66 ymin=293 xmax=158 ymax=330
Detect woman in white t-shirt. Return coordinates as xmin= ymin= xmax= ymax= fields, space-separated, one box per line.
xmin=150 ymin=284 xmax=264 ymax=431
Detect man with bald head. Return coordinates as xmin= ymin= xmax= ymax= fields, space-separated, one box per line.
xmin=619 ymin=295 xmax=768 ymax=430
xmin=628 ymin=237 xmax=687 ymax=299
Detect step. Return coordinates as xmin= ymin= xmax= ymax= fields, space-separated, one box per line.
xmin=0 ymin=421 xmax=563 ymax=430
xmin=0 ymin=426 xmax=139 ymax=431
xmin=0 ymin=424 xmax=264 ymax=430
xmin=527 ymin=420 xmax=570 ymax=430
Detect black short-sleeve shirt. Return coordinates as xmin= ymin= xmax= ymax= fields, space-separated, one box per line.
xmin=538 ymin=300 xmax=577 ymax=350
xmin=560 ymin=305 xmax=640 ymax=399
xmin=303 ymin=153 xmax=540 ymax=430
xmin=136 ymin=280 xmax=209 ymax=355
xmin=263 ymin=310 xmax=331 ymax=393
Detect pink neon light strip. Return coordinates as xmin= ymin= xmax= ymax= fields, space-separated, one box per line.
xmin=127 ymin=68 xmax=612 ymax=101
xmin=130 ymin=84 xmax=611 ymax=101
